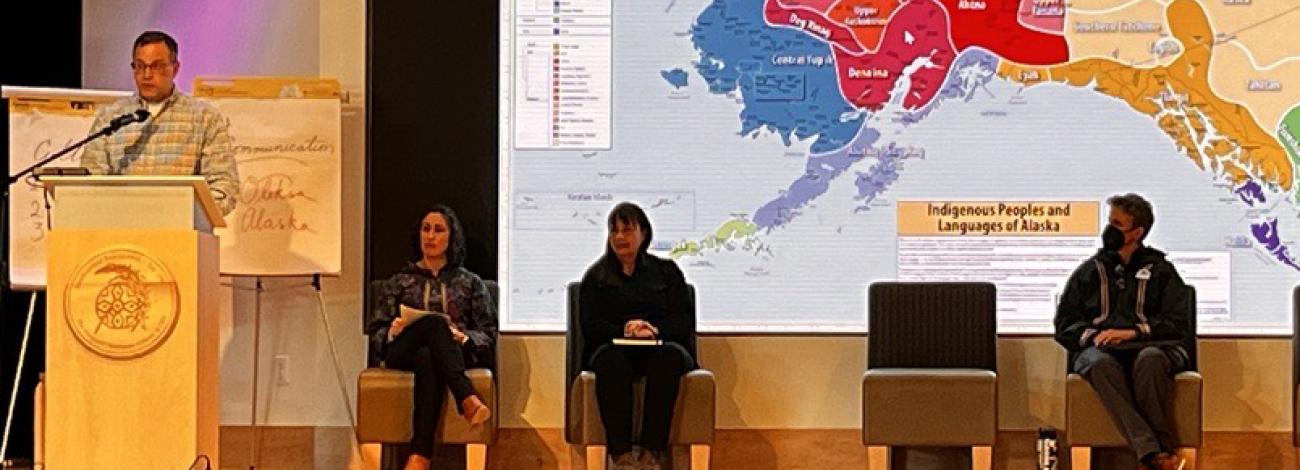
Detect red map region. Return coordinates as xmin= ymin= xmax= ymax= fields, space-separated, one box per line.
xmin=767 ymin=0 xmax=955 ymax=110
xmin=764 ymin=0 xmax=867 ymax=55
xmin=764 ymin=0 xmax=1067 ymax=110
xmin=781 ymin=0 xmax=837 ymax=11
xmin=937 ymin=0 xmax=1068 ymax=65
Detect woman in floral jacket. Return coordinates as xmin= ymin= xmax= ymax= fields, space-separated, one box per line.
xmin=366 ymin=204 xmax=497 ymax=470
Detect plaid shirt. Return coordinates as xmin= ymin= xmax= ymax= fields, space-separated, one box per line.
xmin=80 ymin=92 xmax=239 ymax=214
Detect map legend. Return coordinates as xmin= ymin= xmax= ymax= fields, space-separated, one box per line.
xmin=512 ymin=0 xmax=612 ymax=150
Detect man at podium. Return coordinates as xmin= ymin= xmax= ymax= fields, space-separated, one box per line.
xmin=79 ymin=30 xmax=239 ymax=215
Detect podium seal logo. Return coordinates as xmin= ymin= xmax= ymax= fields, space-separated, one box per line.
xmin=64 ymin=247 xmax=180 ymax=359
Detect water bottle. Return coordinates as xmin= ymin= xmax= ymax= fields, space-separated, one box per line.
xmin=1036 ymin=427 xmax=1059 ymax=470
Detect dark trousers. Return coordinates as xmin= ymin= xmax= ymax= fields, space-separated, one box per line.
xmin=385 ymin=316 xmax=476 ymax=458
xmin=589 ymin=342 xmax=694 ymax=456
xmin=1074 ymin=346 xmax=1187 ymax=459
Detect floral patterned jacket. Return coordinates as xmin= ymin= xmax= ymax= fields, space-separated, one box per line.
xmin=366 ymin=262 xmax=497 ymax=368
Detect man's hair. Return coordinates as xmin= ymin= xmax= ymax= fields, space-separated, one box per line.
xmin=133 ymin=31 xmax=178 ymax=61
xmin=1108 ymin=193 xmax=1154 ymax=241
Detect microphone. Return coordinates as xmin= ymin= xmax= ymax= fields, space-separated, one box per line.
xmin=105 ymin=109 xmax=150 ymax=132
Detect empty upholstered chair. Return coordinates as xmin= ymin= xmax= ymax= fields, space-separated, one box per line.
xmin=565 ymin=281 xmax=715 ymax=470
xmin=862 ymin=282 xmax=998 ymax=470
xmin=1065 ymin=285 xmax=1200 ymax=470
xmin=357 ymin=280 xmax=499 ymax=470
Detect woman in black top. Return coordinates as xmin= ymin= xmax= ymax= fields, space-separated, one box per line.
xmin=366 ymin=205 xmax=496 ymax=470
xmin=579 ymin=202 xmax=695 ymax=470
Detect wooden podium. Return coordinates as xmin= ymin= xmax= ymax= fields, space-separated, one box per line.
xmin=42 ymin=176 xmax=224 ymax=468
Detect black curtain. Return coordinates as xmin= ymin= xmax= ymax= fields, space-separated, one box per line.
xmin=1 ymin=0 xmax=82 ymax=463
xmin=366 ymin=0 xmax=500 ymax=294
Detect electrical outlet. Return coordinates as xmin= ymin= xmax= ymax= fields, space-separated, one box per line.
xmin=274 ymin=355 xmax=290 ymax=385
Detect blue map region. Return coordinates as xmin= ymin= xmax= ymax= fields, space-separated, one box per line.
xmin=1250 ymin=218 xmax=1300 ymax=270
xmin=661 ymin=68 xmax=689 ymax=89
xmin=853 ymin=144 xmax=906 ymax=210
xmin=690 ymin=0 xmax=862 ymax=153
xmin=752 ymin=126 xmax=881 ymax=228
xmin=748 ymin=51 xmax=1001 ymax=229
xmin=753 ymin=73 xmax=806 ymax=101
xmin=901 ymin=49 xmax=999 ymax=124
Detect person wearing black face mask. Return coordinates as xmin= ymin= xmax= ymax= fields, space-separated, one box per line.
xmin=1053 ymin=193 xmax=1192 ymax=470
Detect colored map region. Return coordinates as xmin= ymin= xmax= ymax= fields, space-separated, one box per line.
xmin=1063 ymin=0 xmax=1171 ymax=67
xmin=1281 ymin=106 xmax=1300 ymax=172
xmin=689 ymin=0 xmax=1298 ymax=250
xmin=827 ymin=0 xmax=900 ymax=53
xmin=999 ymin=0 xmax=1292 ymax=192
xmin=759 ymin=0 xmax=1065 ymax=112
xmin=1018 ymin=0 xmax=1064 ymax=34
xmin=999 ymin=0 xmax=1299 ymax=269
xmin=936 ymin=0 xmax=1068 ymax=65
xmin=1203 ymin=0 xmax=1300 ymax=137
xmin=682 ymin=0 xmax=1300 ymax=271
xmin=661 ymin=68 xmax=690 ymax=88
xmin=692 ymin=0 xmax=863 ymax=153
xmin=761 ymin=0 xmax=954 ymax=111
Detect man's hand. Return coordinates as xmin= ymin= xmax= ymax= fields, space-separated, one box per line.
xmin=1093 ymin=328 xmax=1137 ymax=347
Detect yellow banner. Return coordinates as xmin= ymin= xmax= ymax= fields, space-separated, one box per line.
xmin=8 ymin=97 xmax=107 ymax=117
xmin=898 ymin=201 xmax=1099 ymax=236
xmin=193 ymin=76 xmax=341 ymax=99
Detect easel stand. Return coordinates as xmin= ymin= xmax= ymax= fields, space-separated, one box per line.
xmin=0 ymin=291 xmax=40 ymax=467
xmin=227 ymin=273 xmax=361 ymax=469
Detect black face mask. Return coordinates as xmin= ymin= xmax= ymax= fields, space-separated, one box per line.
xmin=1102 ymin=224 xmax=1126 ymax=252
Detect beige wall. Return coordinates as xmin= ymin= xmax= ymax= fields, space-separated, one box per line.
xmin=82 ymin=0 xmax=322 ymax=92
xmin=498 ymin=335 xmax=1294 ymax=432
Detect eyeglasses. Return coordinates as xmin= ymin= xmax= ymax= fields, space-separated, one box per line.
xmin=130 ymin=61 xmax=174 ymax=75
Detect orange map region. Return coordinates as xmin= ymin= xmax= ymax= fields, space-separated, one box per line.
xmin=998 ymin=0 xmax=1293 ymax=191
xmin=827 ymin=0 xmax=901 ymax=53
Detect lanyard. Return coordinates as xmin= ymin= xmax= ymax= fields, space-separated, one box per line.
xmin=422 ymin=280 xmax=450 ymax=315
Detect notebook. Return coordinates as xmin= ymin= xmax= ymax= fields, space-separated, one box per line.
xmin=1099 ymin=339 xmax=1183 ymax=351
xmin=399 ymin=303 xmax=451 ymax=324
xmin=612 ymin=337 xmax=663 ymax=347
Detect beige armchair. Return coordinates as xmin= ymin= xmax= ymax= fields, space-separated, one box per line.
xmin=862 ymin=282 xmax=999 ymax=470
xmin=565 ymin=282 xmax=715 ymax=470
xmin=356 ymin=281 xmax=499 ymax=470
xmin=1064 ymin=285 xmax=1201 ymax=470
